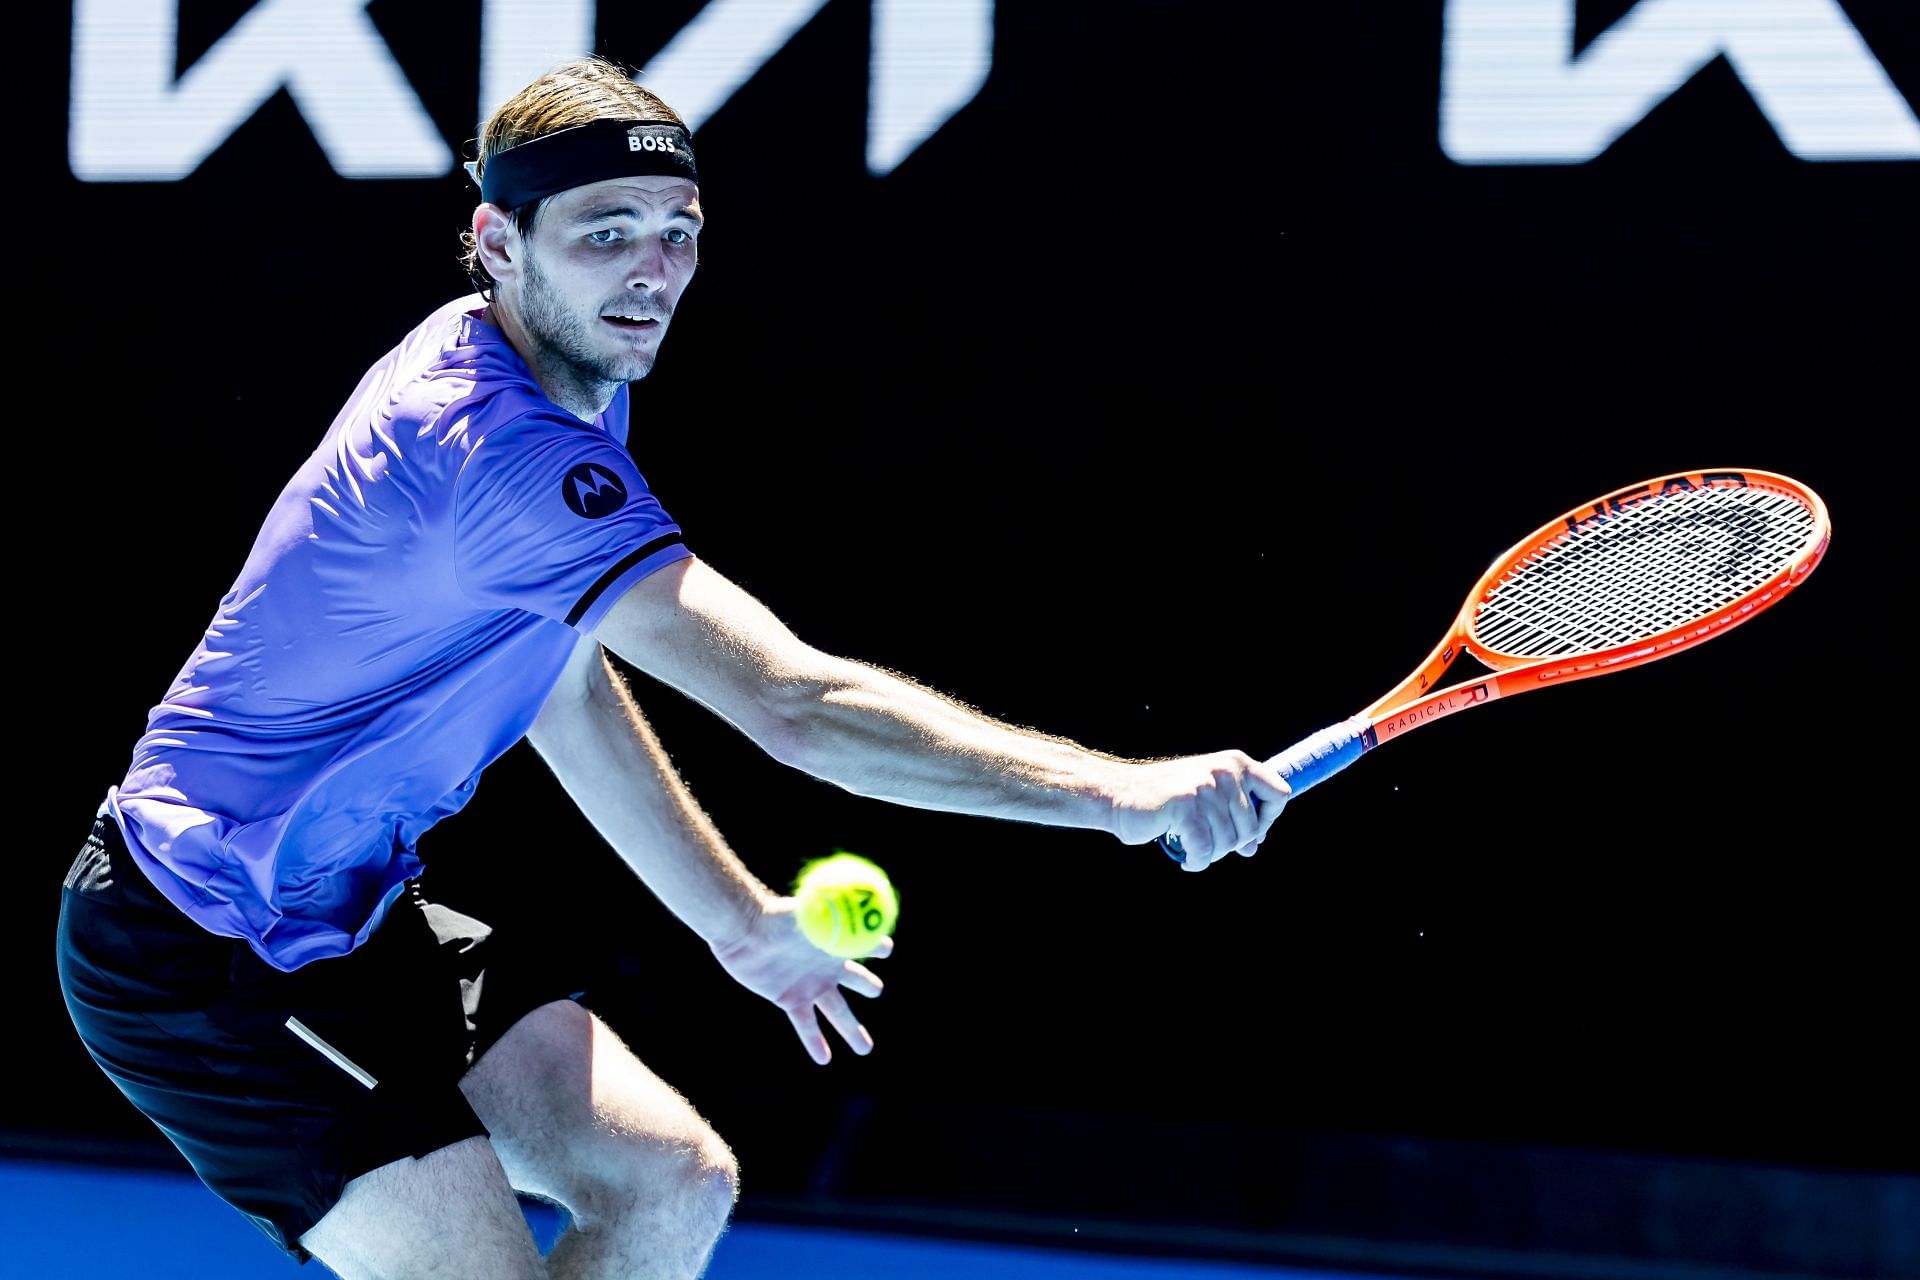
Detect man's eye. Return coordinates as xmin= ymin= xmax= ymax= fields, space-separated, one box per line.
xmin=586 ymin=229 xmax=621 ymax=245
xmin=665 ymin=228 xmax=692 ymax=245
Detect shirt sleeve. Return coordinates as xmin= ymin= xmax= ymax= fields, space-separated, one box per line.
xmin=453 ymin=414 xmax=691 ymax=634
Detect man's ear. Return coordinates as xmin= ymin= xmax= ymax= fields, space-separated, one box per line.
xmin=472 ymin=204 xmax=519 ymax=284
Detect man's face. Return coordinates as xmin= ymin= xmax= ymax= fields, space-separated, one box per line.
xmin=509 ymin=175 xmax=703 ymax=386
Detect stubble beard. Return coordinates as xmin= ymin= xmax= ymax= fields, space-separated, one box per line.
xmin=520 ymin=246 xmax=656 ymax=395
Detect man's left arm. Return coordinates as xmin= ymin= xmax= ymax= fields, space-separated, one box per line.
xmin=525 ymin=635 xmax=883 ymax=1063
xmin=526 ymin=633 xmax=771 ymax=947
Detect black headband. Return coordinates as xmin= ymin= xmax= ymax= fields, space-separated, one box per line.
xmin=467 ymin=120 xmax=698 ymax=210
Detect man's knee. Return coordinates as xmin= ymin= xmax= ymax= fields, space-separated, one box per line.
xmin=466 ymin=1002 xmax=739 ymax=1232
xmin=573 ymin=1127 xmax=739 ymax=1235
xmin=692 ymin=1133 xmax=741 ymax=1220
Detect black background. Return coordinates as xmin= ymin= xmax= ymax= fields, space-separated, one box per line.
xmin=18 ymin=0 xmax=1918 ymax=1250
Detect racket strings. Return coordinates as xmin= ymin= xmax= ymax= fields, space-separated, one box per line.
xmin=1481 ymin=497 xmax=1795 ymax=654
xmin=1473 ymin=487 xmax=1816 ymax=659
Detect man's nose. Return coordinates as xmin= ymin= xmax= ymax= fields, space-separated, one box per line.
xmin=626 ymin=238 xmax=669 ymax=292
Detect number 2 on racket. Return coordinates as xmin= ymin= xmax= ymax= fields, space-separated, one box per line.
xmin=1160 ymin=468 xmax=1830 ymax=863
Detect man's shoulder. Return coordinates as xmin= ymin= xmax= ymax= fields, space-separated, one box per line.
xmin=415 ymin=294 xmax=517 ymax=388
xmin=380 ymin=296 xmax=545 ymax=440
xmin=378 ymin=297 xmax=632 ymax=466
xmin=456 ymin=407 xmax=631 ymax=482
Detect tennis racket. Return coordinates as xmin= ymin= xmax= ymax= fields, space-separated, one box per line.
xmin=1161 ymin=468 xmax=1830 ymax=863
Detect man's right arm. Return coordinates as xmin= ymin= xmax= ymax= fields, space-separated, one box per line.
xmin=591 ymin=556 xmax=1287 ymax=867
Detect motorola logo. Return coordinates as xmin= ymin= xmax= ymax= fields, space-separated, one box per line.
xmin=563 ymin=463 xmax=629 ymax=519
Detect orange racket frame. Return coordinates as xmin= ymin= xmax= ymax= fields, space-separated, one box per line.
xmin=1161 ymin=467 xmax=1830 ymax=862
xmin=1364 ymin=467 xmax=1829 ymax=746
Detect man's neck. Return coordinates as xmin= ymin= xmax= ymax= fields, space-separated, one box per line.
xmin=483 ymin=301 xmax=617 ymax=424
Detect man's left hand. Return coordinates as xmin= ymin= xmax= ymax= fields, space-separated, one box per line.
xmin=709 ymin=900 xmax=891 ymax=1064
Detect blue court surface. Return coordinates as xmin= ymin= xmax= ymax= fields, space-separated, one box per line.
xmin=0 ymin=1157 xmax=1404 ymax=1279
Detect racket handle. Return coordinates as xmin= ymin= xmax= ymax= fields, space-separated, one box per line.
xmin=1158 ymin=715 xmax=1372 ymax=862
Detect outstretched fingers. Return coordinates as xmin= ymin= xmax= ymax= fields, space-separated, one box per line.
xmin=786 ymin=1006 xmax=832 ymax=1065
xmin=838 ymin=958 xmax=885 ymax=998
xmin=787 ymin=989 xmax=874 ymax=1064
xmin=816 ymin=989 xmax=874 ymax=1056
xmin=789 ymin=943 xmax=890 ymax=1063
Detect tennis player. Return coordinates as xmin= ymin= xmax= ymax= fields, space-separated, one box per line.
xmin=56 ymin=56 xmax=1289 ymax=1279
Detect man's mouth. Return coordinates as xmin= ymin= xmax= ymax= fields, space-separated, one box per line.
xmin=603 ymin=314 xmax=660 ymax=330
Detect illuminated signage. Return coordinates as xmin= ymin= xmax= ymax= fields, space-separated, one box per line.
xmin=69 ymin=0 xmax=993 ymax=181
xmin=70 ymin=0 xmax=1918 ymax=183
xmin=1443 ymin=0 xmax=1920 ymax=162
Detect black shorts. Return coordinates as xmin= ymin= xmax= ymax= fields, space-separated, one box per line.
xmin=55 ymin=803 xmax=591 ymax=1263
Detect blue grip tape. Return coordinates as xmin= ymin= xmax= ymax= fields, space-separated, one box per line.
xmin=1159 ymin=715 xmax=1372 ymax=863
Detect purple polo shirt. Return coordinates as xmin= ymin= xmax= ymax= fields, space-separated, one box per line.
xmin=108 ymin=295 xmax=692 ymax=971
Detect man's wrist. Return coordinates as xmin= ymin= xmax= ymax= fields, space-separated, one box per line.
xmin=1078 ymin=752 xmax=1136 ymax=838
xmin=698 ymin=881 xmax=779 ymax=952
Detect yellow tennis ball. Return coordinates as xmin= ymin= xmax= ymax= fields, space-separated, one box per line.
xmin=793 ymin=852 xmax=898 ymax=958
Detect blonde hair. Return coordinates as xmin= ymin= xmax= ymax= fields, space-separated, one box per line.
xmin=459 ymin=56 xmax=688 ymax=294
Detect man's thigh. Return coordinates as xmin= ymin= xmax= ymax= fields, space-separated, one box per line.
xmin=459 ymin=999 xmax=738 ymax=1219
xmin=298 ymin=1135 xmax=547 ymax=1280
